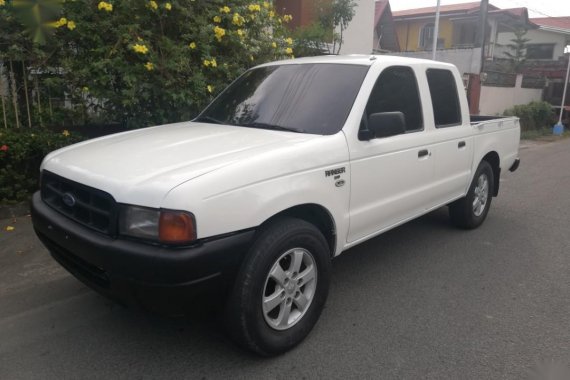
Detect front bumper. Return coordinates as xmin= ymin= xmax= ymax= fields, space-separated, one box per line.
xmin=31 ymin=192 xmax=254 ymax=312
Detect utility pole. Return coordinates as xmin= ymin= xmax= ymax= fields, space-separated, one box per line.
xmin=432 ymin=0 xmax=441 ymax=60
xmin=476 ymin=0 xmax=489 ymax=69
xmin=554 ymin=45 xmax=570 ymax=135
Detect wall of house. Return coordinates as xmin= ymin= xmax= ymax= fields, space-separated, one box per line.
xmin=495 ymin=29 xmax=569 ymax=60
xmin=479 ymin=74 xmax=543 ymax=115
xmin=339 ymin=0 xmax=374 ymax=54
xmin=394 ymin=18 xmax=454 ymax=51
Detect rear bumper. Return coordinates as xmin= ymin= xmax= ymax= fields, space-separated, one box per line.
xmin=509 ymin=158 xmax=520 ymax=172
xmin=31 ymin=192 xmax=254 ymax=311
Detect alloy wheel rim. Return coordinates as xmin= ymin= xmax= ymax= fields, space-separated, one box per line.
xmin=473 ymin=173 xmax=489 ymax=217
xmin=262 ymin=248 xmax=317 ymax=331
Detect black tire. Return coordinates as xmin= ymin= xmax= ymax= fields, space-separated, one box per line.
xmin=449 ymin=160 xmax=494 ymax=229
xmin=224 ymin=217 xmax=331 ymax=356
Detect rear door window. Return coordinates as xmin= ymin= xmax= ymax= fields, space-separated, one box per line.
xmin=426 ymin=69 xmax=462 ymax=128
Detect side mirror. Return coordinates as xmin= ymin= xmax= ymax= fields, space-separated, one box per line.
xmin=366 ymin=112 xmax=406 ymax=139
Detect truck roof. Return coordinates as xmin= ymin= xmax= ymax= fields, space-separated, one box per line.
xmin=257 ymin=54 xmax=457 ymax=69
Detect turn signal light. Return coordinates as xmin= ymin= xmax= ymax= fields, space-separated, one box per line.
xmin=159 ymin=211 xmax=196 ymax=244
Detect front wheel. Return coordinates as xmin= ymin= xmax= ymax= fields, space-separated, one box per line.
xmin=224 ymin=217 xmax=331 ymax=356
xmin=449 ymin=160 xmax=494 ymax=229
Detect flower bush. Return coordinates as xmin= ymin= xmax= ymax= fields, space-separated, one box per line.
xmin=42 ymin=0 xmax=294 ymax=128
xmin=0 ymin=129 xmax=84 ymax=203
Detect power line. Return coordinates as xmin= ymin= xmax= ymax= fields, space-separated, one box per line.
xmin=499 ymin=0 xmax=567 ymax=20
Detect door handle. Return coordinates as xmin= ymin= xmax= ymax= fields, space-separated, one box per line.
xmin=418 ymin=149 xmax=429 ymax=158
xmin=458 ymin=141 xmax=466 ymax=148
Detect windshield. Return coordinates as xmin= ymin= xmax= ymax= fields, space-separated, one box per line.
xmin=196 ymin=63 xmax=369 ymax=135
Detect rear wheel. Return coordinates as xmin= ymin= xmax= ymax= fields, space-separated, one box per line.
xmin=449 ymin=160 xmax=494 ymax=229
xmin=224 ymin=217 xmax=331 ymax=356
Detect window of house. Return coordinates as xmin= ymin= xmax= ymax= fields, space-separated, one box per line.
xmin=454 ymin=22 xmax=477 ymax=47
xmin=526 ymin=44 xmax=555 ymax=59
xmin=364 ymin=66 xmax=423 ymax=134
xmin=420 ymin=23 xmax=435 ymax=49
xmin=426 ymin=69 xmax=462 ymax=127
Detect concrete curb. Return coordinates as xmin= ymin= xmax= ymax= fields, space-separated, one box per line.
xmin=0 ymin=202 xmax=31 ymax=220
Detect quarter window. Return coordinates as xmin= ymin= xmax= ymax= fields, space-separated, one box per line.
xmin=364 ymin=66 xmax=423 ymax=134
xmin=426 ymin=69 xmax=462 ymax=127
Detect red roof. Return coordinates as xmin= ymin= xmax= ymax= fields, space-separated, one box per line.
xmin=531 ymin=17 xmax=570 ymax=30
xmin=392 ymin=2 xmax=496 ymax=18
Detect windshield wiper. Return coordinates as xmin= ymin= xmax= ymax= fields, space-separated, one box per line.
xmin=194 ymin=116 xmax=224 ymax=124
xmin=240 ymin=122 xmax=305 ymax=133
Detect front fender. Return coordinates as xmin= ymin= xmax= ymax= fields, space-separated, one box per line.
xmin=161 ymin=133 xmax=351 ymax=256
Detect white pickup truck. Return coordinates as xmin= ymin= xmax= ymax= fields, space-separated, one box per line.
xmin=32 ymin=55 xmax=520 ymax=356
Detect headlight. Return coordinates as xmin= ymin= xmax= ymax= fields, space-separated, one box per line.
xmin=119 ymin=205 xmax=196 ymax=244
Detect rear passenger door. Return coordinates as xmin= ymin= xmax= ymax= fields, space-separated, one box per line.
xmin=347 ymin=66 xmax=436 ymax=243
xmin=425 ymin=68 xmax=474 ymax=205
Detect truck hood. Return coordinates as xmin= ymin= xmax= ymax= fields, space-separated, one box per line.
xmin=42 ymin=122 xmax=318 ymax=206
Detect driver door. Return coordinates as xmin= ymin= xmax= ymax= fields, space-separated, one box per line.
xmin=347 ymin=66 xmax=436 ymax=243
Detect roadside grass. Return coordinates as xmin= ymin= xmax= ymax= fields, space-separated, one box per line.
xmin=521 ymin=127 xmax=570 ymax=141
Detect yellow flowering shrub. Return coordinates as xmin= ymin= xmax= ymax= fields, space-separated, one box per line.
xmin=0 ymin=0 xmax=294 ymax=131
xmin=213 ymin=25 xmax=226 ymax=42
xmin=51 ymin=17 xmax=67 ymax=28
xmin=232 ymin=12 xmax=244 ymax=26
xmin=132 ymin=44 xmax=149 ymax=54
xmin=97 ymin=1 xmax=113 ymax=12
xmin=248 ymin=4 xmax=261 ymax=12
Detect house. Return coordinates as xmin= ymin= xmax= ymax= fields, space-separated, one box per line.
xmin=375 ymin=1 xmax=570 ymax=116
xmin=373 ymin=0 xmax=399 ymax=52
xmin=516 ymin=17 xmax=570 ymax=113
xmin=387 ymin=2 xmax=534 ymax=69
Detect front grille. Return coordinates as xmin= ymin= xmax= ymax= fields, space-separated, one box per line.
xmin=41 ymin=170 xmax=118 ymax=235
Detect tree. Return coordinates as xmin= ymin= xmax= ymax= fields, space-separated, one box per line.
xmin=293 ymin=0 xmax=356 ymax=56
xmin=503 ymin=28 xmax=530 ymax=73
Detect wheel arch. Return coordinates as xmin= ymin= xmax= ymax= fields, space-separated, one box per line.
xmin=258 ymin=204 xmax=337 ymax=258
xmin=481 ymin=151 xmax=500 ymax=196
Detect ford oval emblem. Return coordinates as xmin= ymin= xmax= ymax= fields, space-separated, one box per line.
xmin=62 ymin=192 xmax=76 ymax=207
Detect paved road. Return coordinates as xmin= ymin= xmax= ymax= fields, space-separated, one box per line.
xmin=1 ymin=139 xmax=569 ymax=379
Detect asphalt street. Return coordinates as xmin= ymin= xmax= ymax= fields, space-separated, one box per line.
xmin=1 ymin=138 xmax=569 ymax=379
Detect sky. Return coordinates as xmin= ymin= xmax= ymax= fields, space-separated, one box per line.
xmin=389 ymin=0 xmax=570 ymax=18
